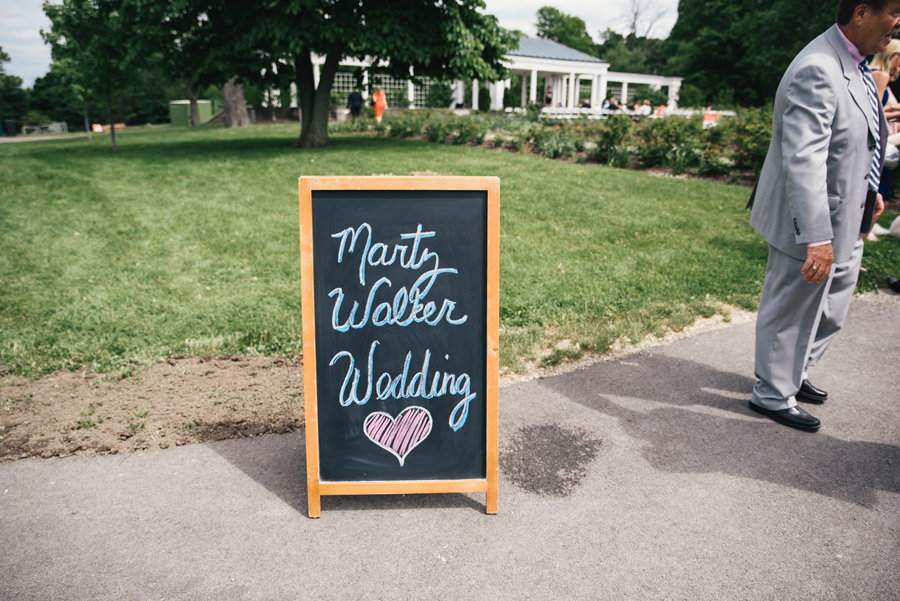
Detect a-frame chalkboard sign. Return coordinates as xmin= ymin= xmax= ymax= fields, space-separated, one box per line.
xmin=299 ymin=177 xmax=499 ymax=517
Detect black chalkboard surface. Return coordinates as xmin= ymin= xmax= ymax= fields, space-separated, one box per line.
xmin=299 ymin=177 xmax=499 ymax=517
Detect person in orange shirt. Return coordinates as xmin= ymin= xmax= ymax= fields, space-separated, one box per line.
xmin=373 ymin=87 xmax=388 ymax=123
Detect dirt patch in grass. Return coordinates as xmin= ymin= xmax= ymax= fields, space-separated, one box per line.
xmin=0 ymin=354 xmax=303 ymax=462
xmin=0 ymin=307 xmax=760 ymax=462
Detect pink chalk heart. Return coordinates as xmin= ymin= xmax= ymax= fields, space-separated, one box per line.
xmin=363 ymin=406 xmax=433 ymax=466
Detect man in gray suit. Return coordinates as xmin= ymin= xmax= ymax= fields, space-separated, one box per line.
xmin=748 ymin=0 xmax=899 ymax=431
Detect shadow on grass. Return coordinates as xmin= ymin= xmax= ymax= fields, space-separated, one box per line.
xmin=4 ymin=129 xmax=409 ymax=163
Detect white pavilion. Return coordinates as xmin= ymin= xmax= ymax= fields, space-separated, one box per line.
xmin=295 ymin=38 xmax=682 ymax=115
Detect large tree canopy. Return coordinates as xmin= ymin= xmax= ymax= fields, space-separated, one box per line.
xmin=38 ymin=0 xmax=515 ymax=148
xmin=0 ymin=47 xmax=29 ymax=131
xmin=42 ymin=0 xmax=153 ymax=148
xmin=535 ymin=6 xmax=595 ymax=56
xmin=532 ymin=7 xmax=668 ymax=75
xmin=243 ymin=0 xmax=518 ymax=148
xmin=528 ymin=1 xmax=845 ymax=106
xmin=142 ymin=0 xmax=256 ymax=127
xmin=666 ymin=0 xmax=840 ymax=105
xmin=595 ymin=27 xmax=669 ymax=75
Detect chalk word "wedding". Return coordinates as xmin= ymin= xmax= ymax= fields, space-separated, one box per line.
xmin=330 ymin=341 xmax=476 ymax=432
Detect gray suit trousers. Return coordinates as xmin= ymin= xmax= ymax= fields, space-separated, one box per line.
xmin=752 ymin=237 xmax=863 ymax=410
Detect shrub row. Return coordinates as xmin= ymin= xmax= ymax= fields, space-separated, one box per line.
xmin=329 ymin=107 xmax=774 ymax=178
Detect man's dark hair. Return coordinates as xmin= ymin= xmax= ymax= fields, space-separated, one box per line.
xmin=837 ymin=0 xmax=889 ymax=25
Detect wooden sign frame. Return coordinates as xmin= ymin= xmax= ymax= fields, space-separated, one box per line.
xmin=299 ymin=176 xmax=499 ymax=517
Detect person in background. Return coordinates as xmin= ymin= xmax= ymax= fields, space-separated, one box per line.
xmin=639 ymin=99 xmax=652 ymax=116
xmin=347 ymin=87 xmax=363 ymax=121
xmin=372 ymin=87 xmax=388 ymax=123
xmin=545 ymin=87 xmax=553 ymax=106
xmin=868 ymin=38 xmax=900 ymax=239
xmin=871 ymin=41 xmax=900 ymax=288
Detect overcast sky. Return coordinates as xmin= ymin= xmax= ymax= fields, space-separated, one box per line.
xmin=0 ymin=0 xmax=680 ymax=88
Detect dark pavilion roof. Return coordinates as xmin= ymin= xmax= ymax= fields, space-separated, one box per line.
xmin=507 ymin=38 xmax=607 ymax=64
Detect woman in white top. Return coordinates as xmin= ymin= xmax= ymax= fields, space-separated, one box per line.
xmin=868 ymin=39 xmax=900 ymax=240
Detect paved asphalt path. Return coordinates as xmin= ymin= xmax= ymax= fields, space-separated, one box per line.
xmin=1 ymin=294 xmax=898 ymax=600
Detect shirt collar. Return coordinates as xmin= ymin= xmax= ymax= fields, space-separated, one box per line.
xmin=837 ymin=24 xmax=867 ymax=66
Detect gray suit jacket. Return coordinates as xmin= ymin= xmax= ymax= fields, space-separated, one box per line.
xmin=749 ymin=24 xmax=887 ymax=263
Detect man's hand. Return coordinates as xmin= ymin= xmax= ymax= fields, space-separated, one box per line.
xmin=874 ymin=192 xmax=885 ymax=226
xmin=802 ymin=243 xmax=833 ymax=283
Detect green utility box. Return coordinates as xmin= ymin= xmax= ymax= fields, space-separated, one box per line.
xmin=169 ymin=100 xmax=214 ymax=126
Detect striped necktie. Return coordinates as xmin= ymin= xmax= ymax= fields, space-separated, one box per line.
xmin=859 ymin=59 xmax=881 ymax=191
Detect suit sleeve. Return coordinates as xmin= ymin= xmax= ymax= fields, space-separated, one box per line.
xmin=780 ymin=61 xmax=837 ymax=245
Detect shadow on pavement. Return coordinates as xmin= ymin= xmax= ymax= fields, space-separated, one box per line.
xmin=541 ymin=352 xmax=900 ymax=507
xmin=209 ymin=430 xmax=486 ymax=516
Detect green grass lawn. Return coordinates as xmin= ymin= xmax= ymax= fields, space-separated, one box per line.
xmin=2 ymin=123 xmax=898 ymax=377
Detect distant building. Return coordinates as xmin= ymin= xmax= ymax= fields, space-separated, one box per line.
xmin=295 ymin=38 xmax=682 ymax=113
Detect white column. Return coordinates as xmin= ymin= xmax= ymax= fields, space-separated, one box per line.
xmin=521 ymin=74 xmax=527 ymax=107
xmin=290 ymin=82 xmax=298 ymax=108
xmin=569 ymin=72 xmax=577 ymax=108
xmin=472 ymin=78 xmax=479 ymax=110
xmin=362 ymin=70 xmax=369 ymax=100
xmin=453 ymin=80 xmax=466 ymax=108
xmin=590 ymin=75 xmax=598 ymax=109
xmin=668 ymin=81 xmax=681 ymax=107
xmin=597 ymin=74 xmax=608 ymax=107
xmin=490 ymin=81 xmax=505 ymax=111
xmin=407 ymin=80 xmax=415 ymax=107
xmin=529 ymin=69 xmax=538 ymax=104
xmin=621 ymin=82 xmax=629 ymax=105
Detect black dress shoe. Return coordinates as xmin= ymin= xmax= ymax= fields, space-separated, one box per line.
xmin=796 ymin=379 xmax=827 ymax=404
xmin=888 ymin=277 xmax=900 ymax=294
xmin=748 ymin=401 xmax=821 ymax=432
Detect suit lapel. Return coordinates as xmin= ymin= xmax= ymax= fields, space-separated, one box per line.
xmin=826 ymin=25 xmax=878 ymax=141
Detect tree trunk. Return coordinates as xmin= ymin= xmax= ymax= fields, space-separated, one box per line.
xmin=83 ymin=101 xmax=91 ymax=142
xmin=189 ymin=92 xmax=201 ymax=127
xmin=294 ymin=47 xmax=343 ymax=148
xmin=295 ymin=51 xmax=315 ymax=140
xmin=107 ymin=91 xmax=117 ymax=150
xmin=223 ymin=76 xmax=251 ymax=128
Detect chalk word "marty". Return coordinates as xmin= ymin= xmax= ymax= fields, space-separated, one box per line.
xmin=328 ymin=223 xmax=467 ymax=332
